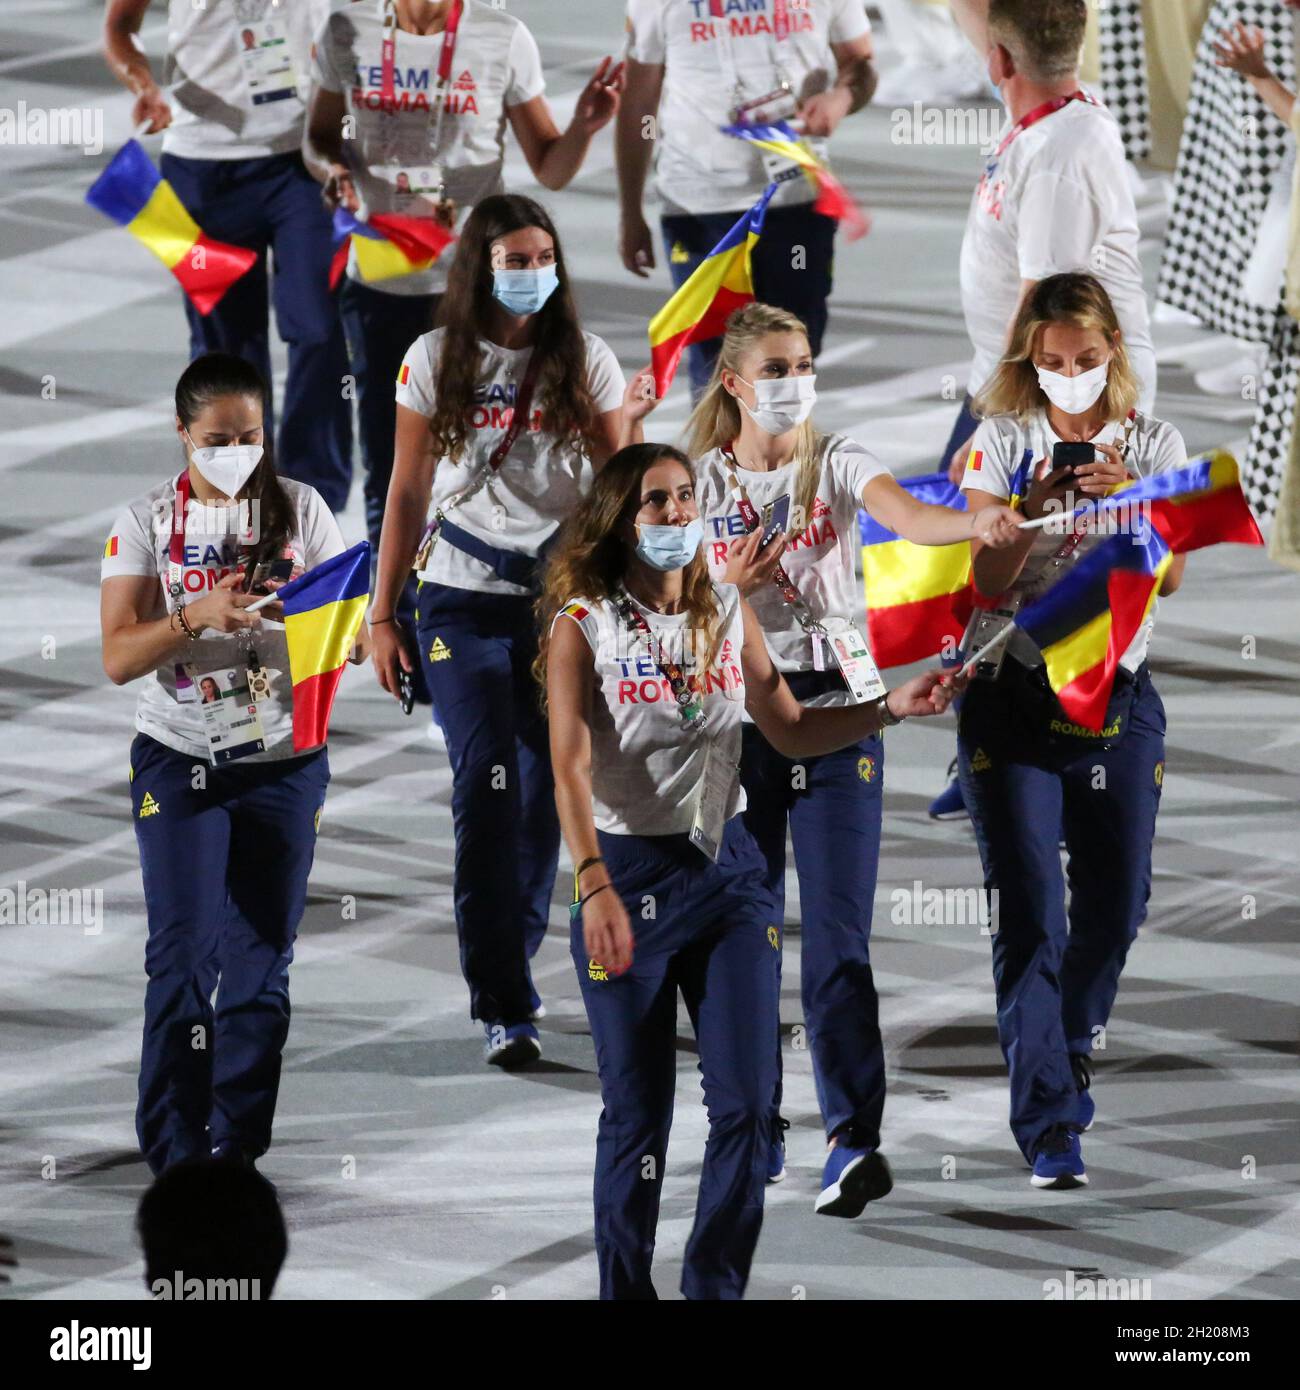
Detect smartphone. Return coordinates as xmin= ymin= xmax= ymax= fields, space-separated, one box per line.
xmin=244 ymin=557 xmax=294 ymax=595
xmin=397 ymin=668 xmax=415 ymax=717
xmin=759 ymin=493 xmax=792 ymax=548
xmin=1052 ymin=442 xmax=1096 ymax=477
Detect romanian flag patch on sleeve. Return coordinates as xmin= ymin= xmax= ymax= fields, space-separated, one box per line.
xmin=104 ymin=536 xmax=118 ymax=558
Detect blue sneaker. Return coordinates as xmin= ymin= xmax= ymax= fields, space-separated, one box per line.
xmin=484 ymin=1022 xmax=541 ymax=1069
xmin=1029 ymin=1124 xmax=1088 ymax=1189
xmin=1070 ymin=1053 xmax=1095 ymax=1132
xmin=767 ymin=1117 xmax=790 ymax=1183
xmin=814 ymin=1143 xmax=893 ymax=1217
xmin=928 ymin=759 xmax=967 ymax=820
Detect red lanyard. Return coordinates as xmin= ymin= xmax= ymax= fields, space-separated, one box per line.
xmin=615 ymin=591 xmax=708 ymax=732
xmin=486 ymin=347 xmax=542 ymax=473
xmin=720 ymin=443 xmax=817 ymax=626
xmin=985 ymin=90 xmax=1101 ymax=176
xmin=380 ymin=0 xmax=463 ymax=108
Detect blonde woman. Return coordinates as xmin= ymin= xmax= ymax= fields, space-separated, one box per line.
xmin=537 ymin=442 xmax=959 ymax=1299
xmin=682 ymin=302 xmax=1020 ymax=1217
xmin=959 ymin=271 xmax=1187 ymax=1189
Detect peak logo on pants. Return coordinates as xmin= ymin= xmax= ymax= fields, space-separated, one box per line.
xmin=428 ymin=636 xmax=451 ymax=662
xmin=138 ymin=792 xmax=160 ymax=819
xmin=588 ymin=958 xmax=609 ymax=982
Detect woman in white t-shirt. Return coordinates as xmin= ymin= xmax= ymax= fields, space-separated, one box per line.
xmin=538 ymin=442 xmax=958 ymax=1300
xmin=958 ymin=271 xmax=1187 ymax=1191
xmin=370 ymin=192 xmax=655 ymax=1068
xmin=100 ymin=352 xmax=353 ymax=1176
xmin=306 ymin=0 xmax=626 ymax=677
xmin=680 ymin=301 xmax=1020 ymax=1218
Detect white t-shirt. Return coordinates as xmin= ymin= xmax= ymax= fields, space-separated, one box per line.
xmin=162 ymin=0 xmax=332 ymax=161
xmin=311 ymin=1 xmax=546 ymax=295
xmin=695 ymin=433 xmax=888 ymax=700
xmin=958 ymin=97 xmax=1155 ymax=405
xmin=556 ymin=584 xmax=747 ymax=836
xmin=396 ymin=327 xmax=626 ymax=596
xmin=101 ymin=475 xmax=346 ymax=761
xmin=625 ymin=0 xmax=871 ymax=216
xmin=960 ymin=409 xmax=1186 ymax=672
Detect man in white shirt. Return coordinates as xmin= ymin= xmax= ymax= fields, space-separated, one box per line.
xmin=104 ymin=0 xmax=353 ymax=514
xmin=942 ymin=0 xmax=1156 ymax=481
xmin=618 ymin=0 xmax=877 ymax=398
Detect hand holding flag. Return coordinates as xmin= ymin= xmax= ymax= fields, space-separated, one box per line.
xmin=329 ymin=207 xmax=456 ymax=290
xmin=247 ymin=542 xmax=371 ymax=752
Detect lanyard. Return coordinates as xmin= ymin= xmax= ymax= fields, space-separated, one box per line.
xmin=1040 ymin=408 xmax=1139 ymax=566
xmin=707 ymin=0 xmax=795 ymax=109
xmin=167 ymin=469 xmax=191 ymax=602
xmin=379 ymin=0 xmax=464 ymax=160
xmin=166 ymin=470 xmax=255 ymax=610
xmin=614 ymin=590 xmax=709 ymax=733
xmin=984 ymin=89 xmax=1101 ymax=180
xmin=421 ymin=343 xmax=545 ymax=560
xmin=720 ymin=443 xmax=824 ymax=634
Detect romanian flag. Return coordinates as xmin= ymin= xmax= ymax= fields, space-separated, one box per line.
xmin=103 ymin=536 xmax=118 ymax=559
xmin=330 ymin=208 xmax=455 ymax=289
xmin=1014 ymin=520 xmax=1172 ymax=731
xmin=85 ymin=140 xmax=256 ymax=315
xmin=648 ymin=183 xmax=775 ymax=397
xmin=857 ymin=455 xmax=1033 ymax=668
xmin=277 ymin=542 xmax=371 ymax=752
xmin=722 ymin=120 xmax=869 ymax=241
xmin=1063 ymin=450 xmax=1263 ymax=553
xmin=1005 ymin=451 xmax=1261 ymax=729
xmin=561 ymin=601 xmax=590 ymax=622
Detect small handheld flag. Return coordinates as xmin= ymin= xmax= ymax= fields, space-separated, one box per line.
xmin=85 ymin=140 xmax=256 ymax=315
xmin=264 ymin=542 xmax=371 ymax=752
xmin=722 ymin=120 xmax=869 ymax=241
xmin=648 ymin=183 xmax=776 ymax=397
xmin=330 ymin=207 xmax=455 ymax=289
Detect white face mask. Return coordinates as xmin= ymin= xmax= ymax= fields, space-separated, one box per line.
xmin=735 ymin=373 xmax=817 ymax=436
xmin=1035 ymin=361 xmax=1108 ymax=415
xmin=185 ymin=432 xmax=264 ymax=499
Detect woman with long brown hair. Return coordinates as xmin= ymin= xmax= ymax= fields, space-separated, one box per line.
xmin=370 ymin=193 xmax=654 ymax=1067
xmin=959 ymin=271 xmax=1188 ymax=1189
xmin=539 ymin=442 xmax=960 ymax=1300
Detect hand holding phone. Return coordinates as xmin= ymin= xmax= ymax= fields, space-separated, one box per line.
xmin=1051 ymin=441 xmax=1096 ymax=477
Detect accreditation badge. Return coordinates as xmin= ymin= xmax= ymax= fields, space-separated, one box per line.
xmin=827 ymin=625 xmax=886 ymax=705
xmin=235 ymin=14 xmax=300 ymax=107
xmin=688 ymin=740 xmax=734 ymax=863
xmin=196 ymin=663 xmax=267 ymax=765
xmin=375 ymin=164 xmax=445 ymax=201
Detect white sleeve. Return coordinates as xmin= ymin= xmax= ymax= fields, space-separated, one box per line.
xmin=960 ymin=419 xmax=1019 ymax=499
xmin=829 ymin=0 xmax=872 ymax=43
xmin=395 ymin=334 xmax=438 ymax=418
xmin=585 ymin=335 xmax=628 ymax=414
xmin=1016 ymin=166 xmax=1112 ymax=281
xmin=1145 ymin=421 xmax=1188 ymax=478
xmin=505 ymin=21 xmax=547 ymax=107
xmin=310 ymin=15 xmax=343 ymax=93
xmin=626 ymin=0 xmax=667 ymax=65
xmin=101 ymin=501 xmax=159 ymax=581
xmin=297 ymin=487 xmax=348 ymax=568
xmin=550 ymin=597 xmax=602 ymax=657
xmin=831 ymin=436 xmax=890 ymax=502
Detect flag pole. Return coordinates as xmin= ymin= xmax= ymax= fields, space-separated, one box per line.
xmin=953 ymin=621 xmax=1016 ymax=677
xmin=244 ymin=590 xmax=279 ymax=614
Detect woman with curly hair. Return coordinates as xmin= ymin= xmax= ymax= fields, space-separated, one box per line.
xmin=537 ymin=442 xmax=959 ymax=1300
xmin=370 ymin=193 xmax=655 ymax=1067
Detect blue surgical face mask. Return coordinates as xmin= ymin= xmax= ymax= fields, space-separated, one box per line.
xmin=492 ymin=264 xmax=559 ymax=316
xmin=635 ymin=517 xmax=704 ymax=572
